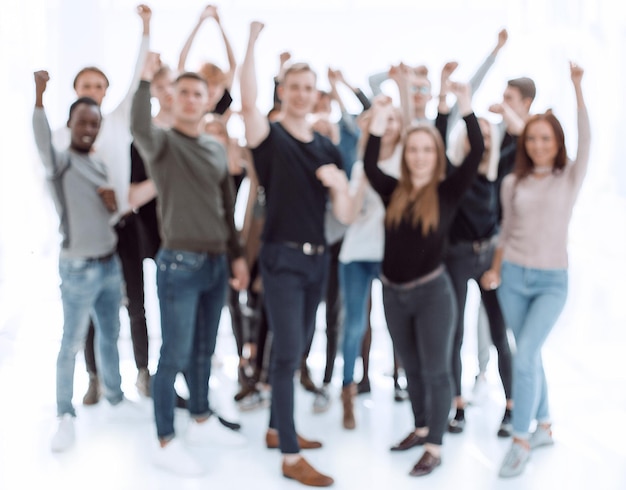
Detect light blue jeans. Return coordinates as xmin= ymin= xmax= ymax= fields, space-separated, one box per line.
xmin=338 ymin=260 xmax=381 ymax=386
xmin=56 ymin=254 xmax=124 ymax=417
xmin=497 ymin=261 xmax=568 ymax=439
xmin=152 ymin=249 xmax=228 ymax=440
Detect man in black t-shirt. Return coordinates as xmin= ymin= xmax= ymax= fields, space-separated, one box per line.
xmin=239 ymin=21 xmax=351 ymax=488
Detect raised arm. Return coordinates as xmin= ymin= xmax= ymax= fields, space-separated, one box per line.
xmin=114 ymin=4 xmax=151 ymax=119
xmin=239 ymin=21 xmax=270 ymax=148
xmin=441 ymin=82 xmax=485 ymax=195
xmin=32 ymin=70 xmax=59 ymax=175
xmin=362 ymin=95 xmax=399 ymax=201
xmin=568 ymin=61 xmax=590 ymax=190
xmin=131 ymin=52 xmax=167 ymax=162
xmin=488 ymin=102 xmax=525 ymax=136
xmin=177 ymin=5 xmax=215 ymax=73
xmin=213 ymin=7 xmax=237 ymax=90
xmin=447 ymin=29 xmax=508 ymax=133
xmin=389 ymin=63 xmax=414 ymax=129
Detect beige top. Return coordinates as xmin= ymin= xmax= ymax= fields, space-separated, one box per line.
xmin=499 ymin=107 xmax=591 ymax=269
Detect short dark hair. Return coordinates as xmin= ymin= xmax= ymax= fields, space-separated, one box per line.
xmin=68 ymin=96 xmax=101 ymax=121
xmin=507 ymin=77 xmax=536 ymax=101
xmin=73 ymin=66 xmax=110 ymax=89
xmin=175 ymin=71 xmax=208 ymax=86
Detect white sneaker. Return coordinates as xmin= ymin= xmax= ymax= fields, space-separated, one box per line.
xmin=107 ymin=397 xmax=150 ymax=422
xmin=154 ymin=438 xmax=204 ymax=477
xmin=313 ymin=384 xmax=331 ymax=414
xmin=530 ymin=425 xmax=554 ymax=449
xmin=51 ymin=414 xmax=75 ymax=453
xmin=185 ymin=415 xmax=247 ymax=447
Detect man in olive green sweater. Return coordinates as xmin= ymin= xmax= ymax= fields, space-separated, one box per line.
xmin=131 ymin=52 xmax=249 ymax=477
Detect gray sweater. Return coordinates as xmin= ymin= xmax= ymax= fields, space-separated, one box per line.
xmin=32 ymin=108 xmax=117 ymax=259
xmin=131 ymin=81 xmax=242 ymax=257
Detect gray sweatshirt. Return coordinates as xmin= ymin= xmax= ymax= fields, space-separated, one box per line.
xmin=131 ymin=81 xmax=242 ymax=257
xmin=32 ymin=108 xmax=117 ymax=259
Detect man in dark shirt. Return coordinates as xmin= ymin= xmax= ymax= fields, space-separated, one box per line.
xmin=239 ymin=21 xmax=350 ymax=488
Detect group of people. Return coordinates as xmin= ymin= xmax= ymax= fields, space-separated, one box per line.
xmin=31 ymin=4 xmax=590 ymax=487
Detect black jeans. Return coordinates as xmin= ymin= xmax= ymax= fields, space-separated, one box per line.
xmin=444 ymin=239 xmax=513 ymax=400
xmin=260 ymin=242 xmax=329 ymax=454
xmin=84 ymin=214 xmax=149 ymax=373
xmin=302 ymin=239 xmax=342 ymax=385
xmin=383 ymin=270 xmax=456 ymax=446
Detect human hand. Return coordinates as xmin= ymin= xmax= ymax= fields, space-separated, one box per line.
xmin=97 ymin=187 xmax=118 ymax=213
xmin=369 ymin=94 xmax=394 ymax=135
xmin=496 ymin=29 xmax=508 ymax=51
xmin=141 ymin=52 xmax=162 ymax=82
xmin=199 ymin=5 xmax=217 ymax=22
xmin=440 ymin=61 xmax=458 ymax=96
xmin=229 ymin=257 xmax=250 ymax=291
xmin=570 ymin=61 xmax=584 ymax=85
xmin=279 ymin=51 xmax=291 ymax=67
xmin=34 ymin=70 xmax=50 ymax=94
xmin=316 ymin=163 xmax=348 ymax=192
xmin=488 ymin=103 xmax=505 ymax=115
xmin=137 ymin=4 xmax=152 ymax=22
xmin=249 ymin=21 xmax=264 ymax=42
xmin=480 ymin=269 xmax=500 ymax=291
xmin=449 ymin=81 xmax=472 ymax=114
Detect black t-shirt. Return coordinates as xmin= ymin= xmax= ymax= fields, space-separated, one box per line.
xmin=251 ymin=122 xmax=343 ymax=245
xmin=364 ymin=113 xmax=484 ymax=283
xmin=448 ymin=168 xmax=500 ymax=243
xmin=130 ymin=142 xmax=161 ymax=259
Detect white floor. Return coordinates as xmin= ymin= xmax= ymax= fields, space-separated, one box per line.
xmin=1 ymin=195 xmax=626 ymax=490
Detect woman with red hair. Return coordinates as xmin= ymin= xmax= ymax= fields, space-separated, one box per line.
xmin=481 ymin=62 xmax=590 ymax=478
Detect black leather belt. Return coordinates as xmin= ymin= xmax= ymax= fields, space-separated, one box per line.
xmin=282 ymin=241 xmax=326 ymax=256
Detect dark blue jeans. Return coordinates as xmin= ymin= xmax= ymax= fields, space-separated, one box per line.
xmin=383 ymin=270 xmax=457 ymax=446
xmin=260 ymin=242 xmax=329 ymax=454
xmin=152 ymin=249 xmax=228 ymax=440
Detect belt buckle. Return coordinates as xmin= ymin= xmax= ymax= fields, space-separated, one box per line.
xmin=302 ymin=242 xmax=314 ymax=255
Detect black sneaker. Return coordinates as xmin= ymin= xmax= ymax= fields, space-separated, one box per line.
xmin=448 ymin=408 xmax=465 ymax=434
xmin=497 ymin=409 xmax=513 ymax=438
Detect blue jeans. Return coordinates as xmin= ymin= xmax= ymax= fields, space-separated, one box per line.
xmin=152 ymin=249 xmax=228 ymax=440
xmin=382 ymin=270 xmax=457 ymax=446
xmin=497 ymin=261 xmax=568 ymax=439
xmin=339 ymin=260 xmax=381 ymax=386
xmin=56 ymin=254 xmax=124 ymax=417
xmin=260 ymin=242 xmax=329 ymax=454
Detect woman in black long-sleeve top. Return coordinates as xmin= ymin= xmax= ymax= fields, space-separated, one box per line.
xmin=363 ymin=81 xmax=484 ymax=477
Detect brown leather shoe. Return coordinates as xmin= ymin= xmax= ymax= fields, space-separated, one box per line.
xmin=390 ymin=431 xmax=427 ymax=451
xmin=409 ymin=451 xmax=442 ymax=476
xmin=282 ymin=457 xmax=334 ymax=487
xmin=266 ymin=430 xmax=322 ymax=450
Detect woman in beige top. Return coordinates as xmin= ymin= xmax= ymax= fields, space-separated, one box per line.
xmin=481 ymin=62 xmax=590 ymax=478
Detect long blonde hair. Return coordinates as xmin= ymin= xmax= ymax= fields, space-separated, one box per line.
xmin=385 ymin=124 xmax=447 ymax=235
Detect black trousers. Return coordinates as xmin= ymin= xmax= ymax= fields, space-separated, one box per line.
xmin=444 ymin=239 xmax=513 ymax=401
xmin=84 ymin=214 xmax=149 ymax=374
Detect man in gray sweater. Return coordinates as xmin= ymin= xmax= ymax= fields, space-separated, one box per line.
xmin=32 ymin=71 xmax=144 ymax=454
xmin=131 ymin=52 xmax=249 ymax=476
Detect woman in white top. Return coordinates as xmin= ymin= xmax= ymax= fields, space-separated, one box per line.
xmin=481 ymin=62 xmax=590 ymax=478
